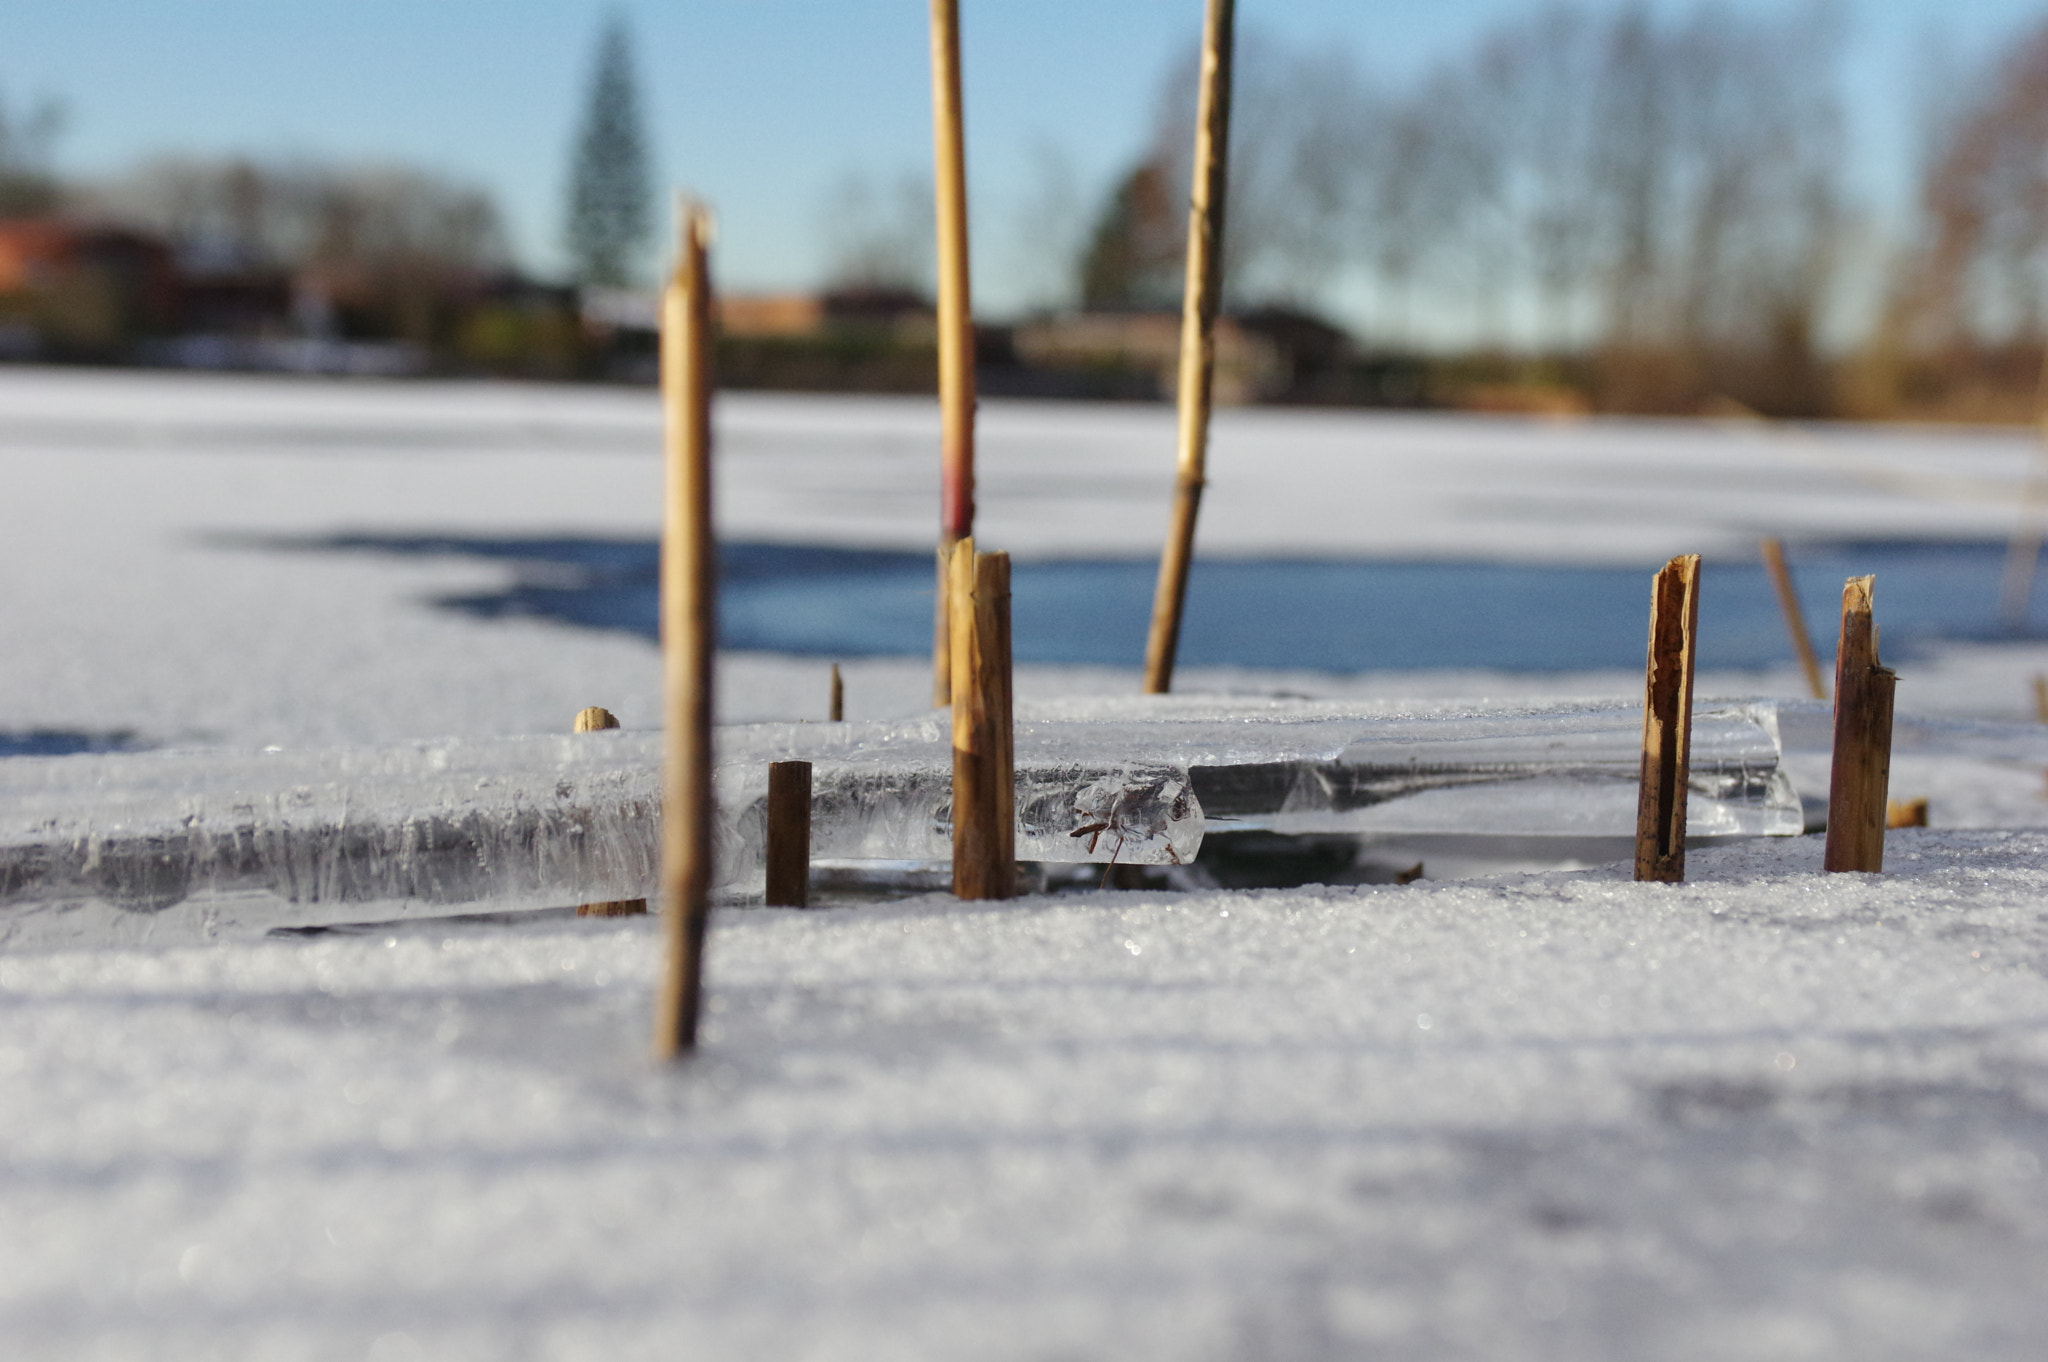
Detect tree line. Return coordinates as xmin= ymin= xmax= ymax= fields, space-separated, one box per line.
xmin=12 ymin=3 xmax=2048 ymax=417
xmin=1077 ymin=3 xmax=2048 ymax=420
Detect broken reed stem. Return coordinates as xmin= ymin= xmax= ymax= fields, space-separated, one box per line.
xmin=929 ymin=0 xmax=976 ymax=707
xmin=1142 ymin=0 xmax=1235 ymax=696
xmin=1635 ymin=554 xmax=1701 ymax=883
xmin=829 ymin=663 xmax=845 ymax=722
xmin=1999 ymin=500 xmax=2044 ymax=629
xmin=1759 ymin=538 xmax=1825 ymax=700
xmin=1825 ymin=576 xmax=1897 ymax=874
xmin=949 ymin=538 xmax=1015 ymax=899
xmin=2000 ymin=361 xmax=2048 ymax=628
xmin=653 ymin=204 xmax=717 ymax=1060
xmin=764 ymin=760 xmax=812 ymax=908
xmin=572 ymin=707 xmax=647 ymax=917
xmin=2034 ymin=674 xmax=2048 ymax=725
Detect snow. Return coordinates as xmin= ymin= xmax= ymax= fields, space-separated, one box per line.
xmin=4 ymin=832 xmax=2046 ymax=1358
xmin=3 ymin=367 xmax=2048 ymax=1358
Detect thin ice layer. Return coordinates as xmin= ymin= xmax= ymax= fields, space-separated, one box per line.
xmin=1187 ymin=702 xmax=1798 ymax=837
xmin=0 ymin=698 xmax=1797 ymax=945
xmin=0 ymin=733 xmax=665 ymax=946
xmin=709 ymin=697 xmax=1800 ymax=873
xmin=711 ymin=713 xmax=1202 ymax=876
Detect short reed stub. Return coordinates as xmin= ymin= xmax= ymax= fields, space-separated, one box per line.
xmin=949 ymin=539 xmax=1015 ymax=899
xmin=1635 ymin=554 xmax=1700 ymax=883
xmin=764 ymin=761 xmax=813 ymax=908
xmin=1824 ymin=576 xmax=1896 ymax=874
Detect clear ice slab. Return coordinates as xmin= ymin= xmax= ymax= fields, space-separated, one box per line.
xmin=0 ymin=697 xmax=1801 ymax=946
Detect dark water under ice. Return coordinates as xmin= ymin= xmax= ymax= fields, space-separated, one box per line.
xmin=264 ymin=533 xmax=2048 ymax=675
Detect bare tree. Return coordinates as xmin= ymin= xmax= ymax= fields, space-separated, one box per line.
xmin=95 ymin=157 xmax=504 ymax=274
xmin=1892 ymin=16 xmax=2048 ymax=388
xmin=1363 ymin=2 xmax=1847 ymax=410
xmin=820 ymin=170 xmax=933 ymax=294
xmin=1076 ymin=158 xmax=1181 ymax=309
xmin=1004 ymin=141 xmax=1087 ymax=313
xmin=88 ymin=156 xmax=506 ymax=344
xmin=1143 ymin=30 xmax=1371 ymax=308
xmin=1064 ymin=4 xmax=1852 ymax=412
xmin=0 ymin=86 xmax=64 ymax=214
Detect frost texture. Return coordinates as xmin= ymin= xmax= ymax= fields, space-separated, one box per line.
xmin=0 ymin=734 xmax=665 ymax=946
xmin=1200 ymin=702 xmax=1799 ymax=838
xmin=714 ymin=711 xmax=1202 ymax=876
xmin=0 ymin=698 xmax=1800 ymax=944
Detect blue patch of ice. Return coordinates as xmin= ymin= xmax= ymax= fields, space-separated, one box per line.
xmin=240 ymin=534 xmax=2048 ymax=673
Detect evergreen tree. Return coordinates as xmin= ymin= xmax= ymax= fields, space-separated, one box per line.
xmin=564 ymin=16 xmax=652 ymax=287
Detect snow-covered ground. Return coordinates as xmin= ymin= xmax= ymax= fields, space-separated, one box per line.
xmin=4 ymin=367 xmax=2048 ymax=1359
xmin=7 ymin=834 xmax=2047 ymax=1359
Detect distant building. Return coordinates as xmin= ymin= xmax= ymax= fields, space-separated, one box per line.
xmin=572 ymin=286 xmax=1382 ymax=404
xmin=1012 ymin=311 xmax=1285 ymax=405
xmin=581 ymin=285 xmax=933 ymax=340
xmin=718 ymin=292 xmax=823 ymax=338
xmin=1010 ymin=307 xmax=1368 ymax=405
xmin=0 ymin=219 xmax=178 ymax=357
xmin=172 ymin=259 xmax=295 ymax=340
xmin=813 ymin=286 xmax=933 ymax=340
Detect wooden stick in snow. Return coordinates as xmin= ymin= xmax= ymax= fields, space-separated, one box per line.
xmin=829 ymin=663 xmax=845 ymax=722
xmin=950 ymin=539 xmax=1015 ymax=899
xmin=1142 ymin=0 xmax=1235 ymax=695
xmin=573 ymin=706 xmax=647 ymax=917
xmin=764 ymin=761 xmax=812 ymax=908
xmin=1824 ymin=576 xmax=1896 ymax=874
xmin=1635 ymin=555 xmax=1701 ymax=883
xmin=929 ymin=0 xmax=977 ymax=707
xmin=2032 ymin=673 xmax=2048 ymax=724
xmin=1760 ymin=538 xmax=1825 ymax=700
xmin=653 ymin=203 xmax=717 ymax=1060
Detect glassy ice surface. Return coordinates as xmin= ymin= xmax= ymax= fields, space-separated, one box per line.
xmin=715 ymin=712 xmax=1202 ymax=875
xmin=0 ymin=733 xmax=666 ymax=947
xmin=1198 ymin=702 xmax=1799 ymax=839
xmin=0 ymin=699 xmax=1802 ymax=945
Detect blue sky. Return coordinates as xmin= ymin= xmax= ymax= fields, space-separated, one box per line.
xmin=2 ymin=0 xmax=2044 ymax=317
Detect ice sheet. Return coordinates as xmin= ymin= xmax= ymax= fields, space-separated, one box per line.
xmin=0 ymin=699 xmax=1800 ymax=946
xmin=0 ymin=734 xmax=664 ymax=947
xmin=9 ymin=371 xmax=2048 ymax=757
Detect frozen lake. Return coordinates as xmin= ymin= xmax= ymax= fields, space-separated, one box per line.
xmin=6 ymin=368 xmax=2048 ymax=1361
xmin=5 ymin=365 xmax=2048 ymax=748
xmin=287 ymin=531 xmax=2048 ymax=673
